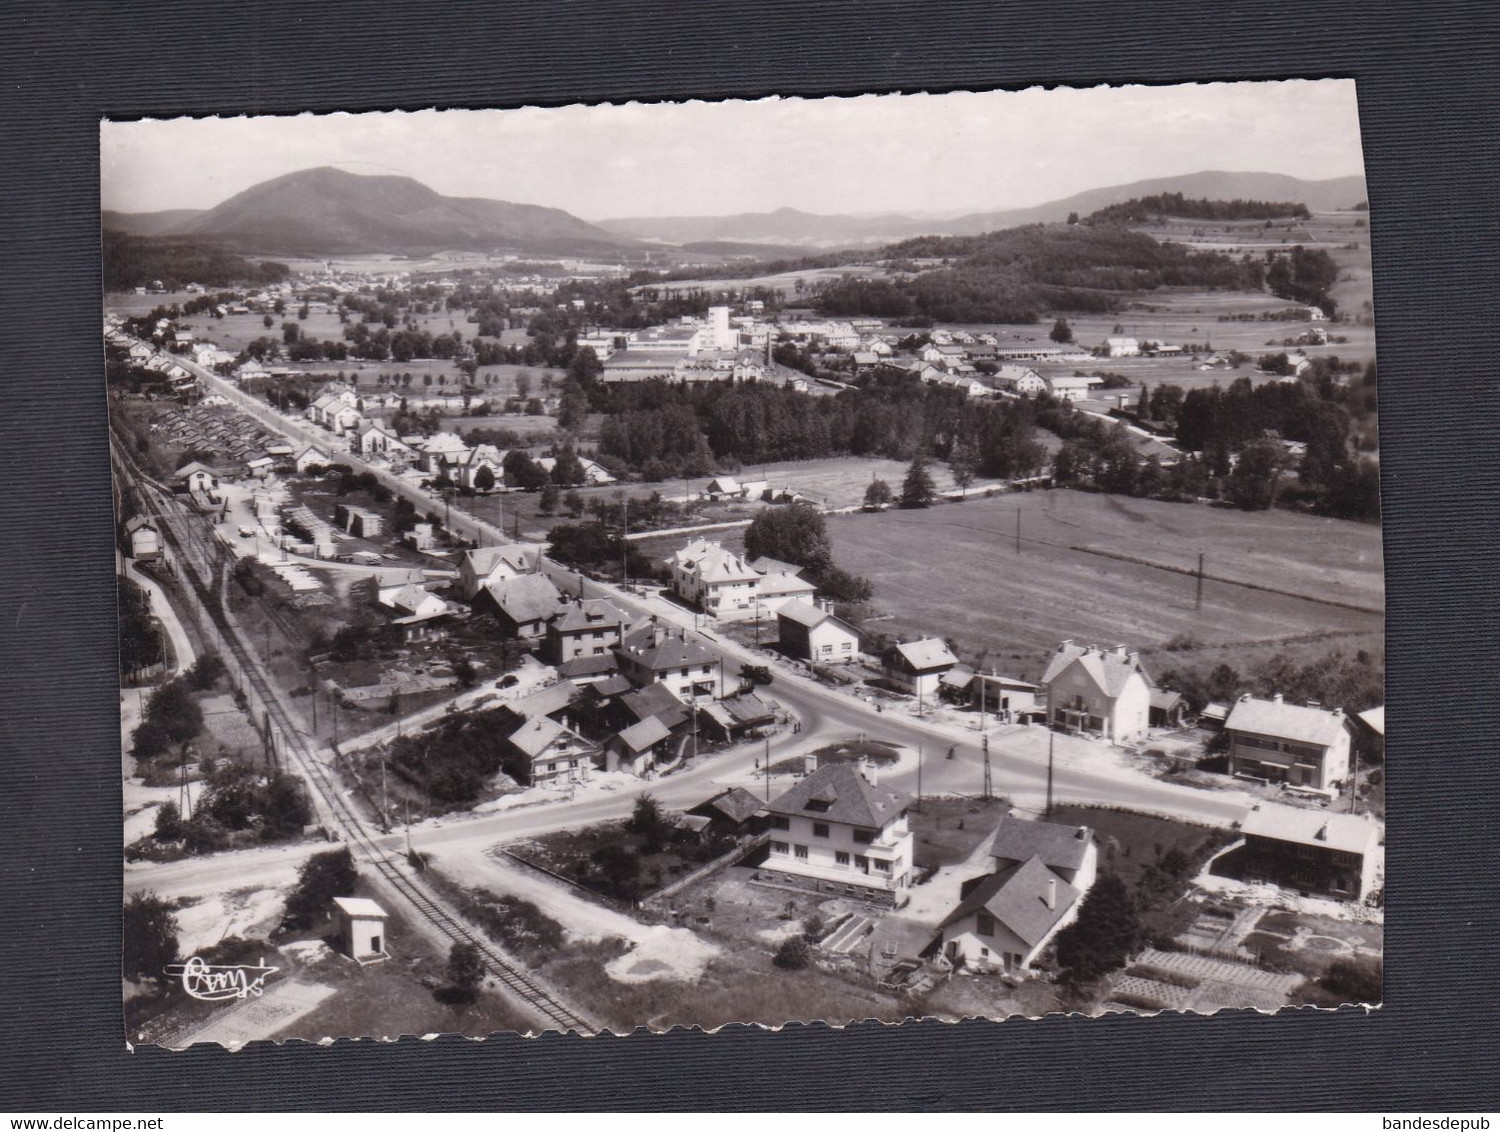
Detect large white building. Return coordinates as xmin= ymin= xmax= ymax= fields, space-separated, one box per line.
xmin=667 ymin=539 xmax=763 ymax=620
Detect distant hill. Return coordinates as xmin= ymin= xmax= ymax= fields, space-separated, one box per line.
xmin=102 ymin=208 xmax=206 ymax=237
xmin=106 ymin=167 xmax=635 ymax=257
xmin=599 ymin=206 xmax=937 ymax=249
xmin=942 ymin=171 xmax=1367 ymax=234
xmin=601 ymin=171 xmax=1367 ymax=248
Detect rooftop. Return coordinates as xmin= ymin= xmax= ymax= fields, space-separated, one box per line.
xmin=1225 ymin=695 xmax=1348 ymax=748
xmin=764 ymin=762 xmax=910 ymax=829
xmin=1041 ymin=641 xmax=1153 ymax=697
xmin=940 ymin=856 xmax=1080 ymax=947
xmin=1240 ymin=804 xmax=1381 ymax=855
xmin=989 ymin=814 xmax=1094 ymax=872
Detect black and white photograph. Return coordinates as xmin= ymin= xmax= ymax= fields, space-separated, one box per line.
xmin=105 ymin=82 xmax=1384 ymax=1048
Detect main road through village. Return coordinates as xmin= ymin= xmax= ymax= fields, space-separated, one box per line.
xmin=124 ymin=349 xmax=1257 ymax=908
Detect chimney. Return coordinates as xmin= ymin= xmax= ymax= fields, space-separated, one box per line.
xmin=1061 ymin=639 xmax=1074 ymax=651
xmin=802 ymin=752 xmax=819 ymax=776
xmin=860 ymin=756 xmax=878 ymax=786
xmin=1273 ymin=693 xmax=1283 ymax=704
xmin=1076 ymin=825 xmax=1091 ymax=842
xmin=1113 ymin=643 xmax=1128 ymax=657
xmin=1044 ymin=878 xmax=1057 ymax=910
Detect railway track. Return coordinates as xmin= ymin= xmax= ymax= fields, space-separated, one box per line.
xmin=112 ymin=425 xmax=595 ymax=1035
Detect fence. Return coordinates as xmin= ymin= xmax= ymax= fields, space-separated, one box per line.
xmin=639 ymin=832 xmax=770 ymax=909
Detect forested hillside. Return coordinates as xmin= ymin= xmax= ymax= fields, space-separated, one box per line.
xmin=103 ymin=230 xmax=290 ymax=291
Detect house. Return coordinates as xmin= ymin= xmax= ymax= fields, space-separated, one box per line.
xmin=577 ymin=457 xmax=616 ymax=486
xmin=687 ymin=786 xmax=765 ymax=838
xmin=125 ymin=516 xmax=162 ymax=561
xmin=356 ymin=423 xmax=414 ymax=463
xmin=172 ymin=461 xmax=219 ymax=496
xmin=776 ymin=599 xmax=860 ymax=664
xmin=1222 ymin=694 xmax=1353 ymax=793
xmin=1354 ymin=705 xmax=1385 ymax=764
xmin=294 ymin=445 xmax=331 ymax=475
xmin=308 ymin=384 xmax=358 ymax=429
xmin=939 ymin=668 xmax=1041 ymax=721
xmin=504 ymin=715 xmax=600 ymax=785
xmin=614 ymin=621 xmax=725 ymax=703
xmin=993 ymin=365 xmax=1048 ymax=395
xmin=1040 ymin=640 xmax=1154 ymax=745
xmin=377 ymin=582 xmax=453 ymax=641
xmin=667 ymin=539 xmax=762 ymax=620
xmin=458 ymin=544 xmax=536 ymax=599
xmin=416 ymin=431 xmax=472 ymax=474
xmin=332 ymin=897 xmax=389 ymax=964
xmin=750 ymin=560 xmax=817 ymax=613
xmin=556 ymin=652 xmax=621 ymax=684
xmin=761 ymin=760 xmax=914 ymax=906
xmin=1045 ymin=374 xmax=1100 ymax=402
xmin=700 ymin=691 xmax=778 ymax=742
xmin=542 ymin=597 xmax=629 ymax=665
xmin=1105 ymin=337 xmax=1141 ymax=357
xmin=1234 ymin=804 xmax=1381 ymax=901
xmin=604 ymin=715 xmax=675 ymax=776
xmin=475 ymin=573 xmax=565 ymax=639
xmin=702 ymin=476 xmax=742 ymax=500
xmin=936 ymin=858 xmax=1082 ymax=976
xmin=1149 ymin=688 xmax=1188 ymax=729
xmin=883 ymin=638 xmax=959 ymax=699
xmin=457 ymin=444 xmax=506 ymax=491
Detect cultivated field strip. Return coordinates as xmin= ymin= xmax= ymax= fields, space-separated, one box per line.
xmin=114 ymin=433 xmax=595 ymax=1037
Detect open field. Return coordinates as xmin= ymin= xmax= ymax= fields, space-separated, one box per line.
xmin=821 ymin=489 xmax=1382 ymax=673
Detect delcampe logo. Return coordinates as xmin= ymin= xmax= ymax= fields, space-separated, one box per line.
xmin=164 ymin=956 xmax=279 ymax=1002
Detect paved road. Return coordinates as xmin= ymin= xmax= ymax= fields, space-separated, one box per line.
xmin=122 ymin=556 xmax=197 ymax=675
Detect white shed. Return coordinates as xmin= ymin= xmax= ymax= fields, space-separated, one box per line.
xmin=333 ymin=896 xmax=390 ymax=964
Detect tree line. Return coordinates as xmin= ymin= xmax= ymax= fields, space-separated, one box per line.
xmin=103 ymin=231 xmax=289 ymax=291
xmin=1084 ymin=193 xmax=1312 ymax=224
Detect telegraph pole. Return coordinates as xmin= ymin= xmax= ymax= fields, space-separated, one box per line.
xmin=916 ymin=744 xmax=923 ymax=812
xmin=982 ymin=734 xmax=992 ymax=801
xmin=1195 ymin=552 xmax=1205 ymax=611
xmin=381 ymin=755 xmax=390 ymax=832
xmin=1015 ymin=508 xmax=1021 ymax=555
xmin=621 ymin=496 xmax=629 ymax=586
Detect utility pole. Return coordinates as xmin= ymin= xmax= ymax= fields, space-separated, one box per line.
xmin=1015 ymin=508 xmax=1021 ymax=555
xmin=916 ymin=744 xmax=923 ymax=812
xmin=1195 ymin=552 xmax=1205 ymax=611
xmin=621 ymin=496 xmax=629 ymax=586
xmin=381 ymin=755 xmax=389 ymax=832
xmin=764 ymin=734 xmax=772 ymax=803
xmin=982 ymin=733 xmax=992 ymax=801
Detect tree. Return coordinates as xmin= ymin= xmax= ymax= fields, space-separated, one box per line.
xmin=900 ymin=455 xmax=937 ymax=509
xmin=563 ymin=489 xmax=585 ymax=518
xmin=502 ymin=450 xmax=549 ymax=492
xmin=153 ymin=799 xmax=183 ymax=841
xmin=1066 ymin=211 xmax=1079 ymax=225
xmin=550 ymin=446 xmax=586 ymax=486
xmin=185 ymin=652 xmax=226 ymax=691
xmin=514 ymin=371 xmax=532 ymax=400
xmin=744 ymin=503 xmax=833 ymax=571
xmin=949 ymin=439 xmax=979 ymax=496
xmin=557 ymin=379 xmax=589 ymax=431
xmin=1225 ymin=438 xmax=1283 ymax=511
xmin=773 ymin=935 xmax=812 ymax=970
xmin=283 ymin=848 xmax=357 ymax=929
xmin=472 ymin=464 xmax=496 ymax=493
xmin=1053 ymin=873 xmax=1141 ymax=986
xmin=123 ymin=891 xmax=179 ymax=982
xmin=539 ymin=483 xmax=560 ymax=514
xmin=626 ymin=793 xmax=673 ymax=853
xmin=262 ymin=313 xmax=273 ymax=329
xmin=443 ymin=941 xmax=487 ymax=1004
xmin=862 ymin=478 xmax=893 ymax=511
xmin=1050 ymin=317 xmax=1073 ymax=344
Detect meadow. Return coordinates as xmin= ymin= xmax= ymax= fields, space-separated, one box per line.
xmin=820 ymin=489 xmax=1383 ymax=675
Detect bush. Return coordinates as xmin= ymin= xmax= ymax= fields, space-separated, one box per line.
xmin=123 ymin=891 xmax=179 ymax=982
xmin=800 ymin=914 xmax=825 ymax=944
xmin=283 ymin=848 xmax=356 ymax=930
xmin=441 ymin=941 xmax=487 ymax=1005
xmin=1320 ymin=957 xmax=1382 ymax=1004
xmin=773 ymin=935 xmax=812 ymax=970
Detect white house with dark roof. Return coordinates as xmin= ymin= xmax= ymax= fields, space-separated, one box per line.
xmin=762 ymin=760 xmax=914 ymax=905
xmin=937 ymin=857 xmax=1082 ymax=976
xmin=1223 ymin=694 xmax=1353 ymax=793
xmin=293 ymin=444 xmax=331 ymax=475
xmin=883 ymin=638 xmax=959 ymax=699
xmin=503 ymin=715 xmax=599 ymax=785
xmin=476 ymin=573 xmax=565 ymax=639
xmin=1041 ymin=640 xmax=1154 ymax=745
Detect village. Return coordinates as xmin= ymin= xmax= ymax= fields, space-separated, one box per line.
xmin=112 ymin=272 xmax=1384 ymax=1043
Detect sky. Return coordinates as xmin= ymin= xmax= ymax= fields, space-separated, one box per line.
xmin=101 ymin=80 xmax=1365 ymax=220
